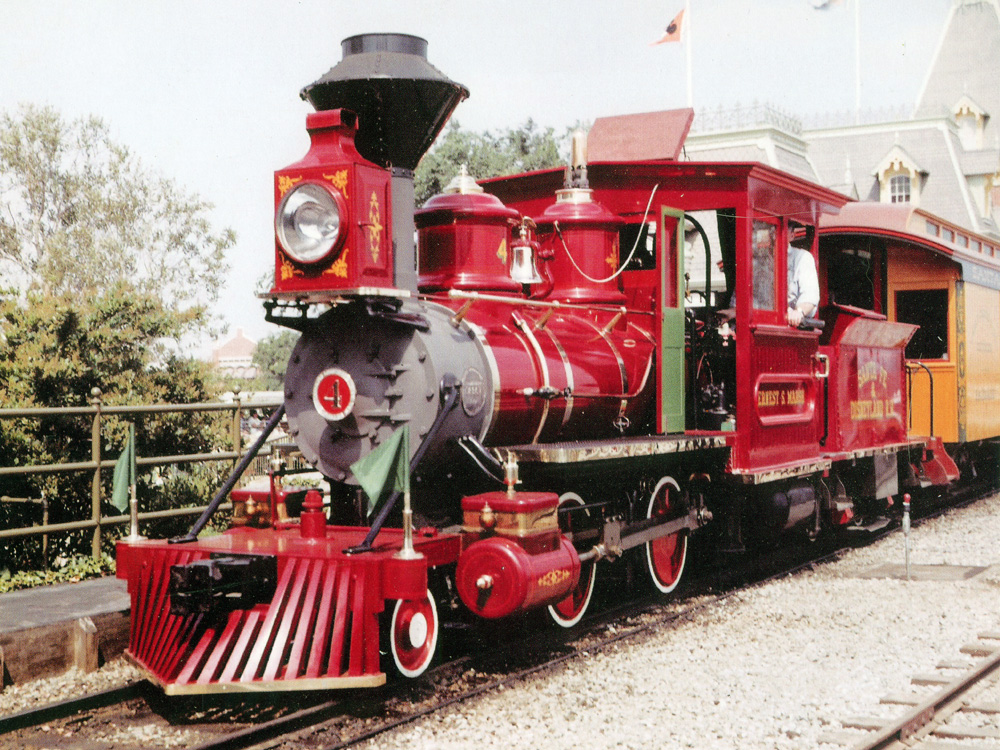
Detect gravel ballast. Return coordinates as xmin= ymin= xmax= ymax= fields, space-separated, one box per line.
xmin=362 ymin=495 xmax=1000 ymax=750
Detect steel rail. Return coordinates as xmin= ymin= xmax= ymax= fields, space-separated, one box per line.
xmin=0 ymin=682 xmax=148 ymax=735
xmin=185 ymin=698 xmax=352 ymax=750
xmin=852 ymin=647 xmax=1000 ymax=750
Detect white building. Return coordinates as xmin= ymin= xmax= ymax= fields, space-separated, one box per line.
xmin=211 ymin=327 xmax=258 ymax=380
xmin=683 ymin=0 xmax=1000 ymax=239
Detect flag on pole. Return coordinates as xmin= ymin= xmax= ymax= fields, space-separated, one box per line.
xmin=111 ymin=423 xmax=136 ymax=512
xmin=350 ymin=425 xmax=410 ymax=517
xmin=650 ymin=9 xmax=685 ymax=45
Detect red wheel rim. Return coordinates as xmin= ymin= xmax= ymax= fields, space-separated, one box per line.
xmin=390 ymin=591 xmax=438 ymax=678
xmin=547 ymin=493 xmax=596 ymax=628
xmin=645 ymin=477 xmax=688 ymax=594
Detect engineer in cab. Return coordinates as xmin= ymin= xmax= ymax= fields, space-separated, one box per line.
xmin=787 ymin=242 xmax=819 ymax=327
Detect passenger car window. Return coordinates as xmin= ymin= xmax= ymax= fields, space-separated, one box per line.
xmin=896 ymin=289 xmax=948 ymax=359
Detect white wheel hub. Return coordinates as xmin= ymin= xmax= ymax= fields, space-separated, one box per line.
xmin=407 ymin=612 xmax=428 ymax=649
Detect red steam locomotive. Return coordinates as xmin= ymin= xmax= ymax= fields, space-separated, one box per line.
xmin=115 ymin=33 xmax=962 ymax=694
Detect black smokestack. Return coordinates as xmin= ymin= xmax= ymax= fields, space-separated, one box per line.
xmin=301 ymin=33 xmax=469 ymax=172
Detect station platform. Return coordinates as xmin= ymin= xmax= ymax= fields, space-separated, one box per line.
xmin=0 ymin=576 xmax=130 ymax=687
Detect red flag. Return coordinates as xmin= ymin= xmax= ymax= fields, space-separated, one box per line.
xmin=650 ymin=9 xmax=684 ymax=45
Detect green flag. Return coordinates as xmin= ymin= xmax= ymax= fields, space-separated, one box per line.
xmin=350 ymin=425 xmax=409 ymax=517
xmin=111 ymin=424 xmax=135 ymax=512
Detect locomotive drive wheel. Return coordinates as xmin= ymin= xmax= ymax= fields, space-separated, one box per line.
xmin=389 ymin=590 xmax=439 ymax=678
xmin=547 ymin=492 xmax=597 ymax=628
xmin=645 ymin=476 xmax=689 ymax=594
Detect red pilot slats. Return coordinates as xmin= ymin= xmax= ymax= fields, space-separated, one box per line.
xmin=219 ymin=610 xmax=261 ymax=683
xmin=349 ymin=567 xmax=367 ymax=676
xmin=195 ymin=613 xmax=243 ymax=685
xmin=175 ymin=624 xmax=217 ymax=685
xmin=306 ymin=561 xmax=341 ymax=679
xmin=240 ymin=558 xmax=298 ymax=683
xmin=326 ymin=563 xmax=353 ymax=677
xmin=285 ymin=558 xmax=323 ymax=678
xmin=263 ymin=558 xmax=313 ymax=681
xmin=123 ymin=539 xmax=393 ymax=693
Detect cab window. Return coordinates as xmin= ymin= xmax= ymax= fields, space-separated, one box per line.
xmin=751 ymin=219 xmax=777 ymax=311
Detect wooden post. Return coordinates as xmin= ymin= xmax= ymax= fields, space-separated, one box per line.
xmin=73 ymin=617 xmax=99 ymax=674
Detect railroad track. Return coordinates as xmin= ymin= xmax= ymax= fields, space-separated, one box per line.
xmin=821 ymin=632 xmax=1000 ymax=749
xmin=0 ymin=679 xmax=341 ymax=749
xmin=0 ymin=488 xmax=990 ymax=750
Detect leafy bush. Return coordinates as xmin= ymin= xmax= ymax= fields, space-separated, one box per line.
xmin=0 ymin=553 xmax=116 ymax=594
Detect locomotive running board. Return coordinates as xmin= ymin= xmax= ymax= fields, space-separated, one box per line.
xmin=502 ymin=434 xmax=731 ymax=464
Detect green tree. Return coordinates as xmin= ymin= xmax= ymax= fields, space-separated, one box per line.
xmin=0 ymin=103 xmax=239 ymax=569
xmin=0 ymin=286 xmax=230 ymax=569
xmin=414 ymin=119 xmax=566 ymax=206
xmin=0 ymin=103 xmax=234 ymax=330
xmin=250 ymin=329 xmax=299 ymax=391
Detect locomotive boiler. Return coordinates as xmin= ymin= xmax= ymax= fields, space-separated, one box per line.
xmin=115 ymin=32 xmax=963 ymax=696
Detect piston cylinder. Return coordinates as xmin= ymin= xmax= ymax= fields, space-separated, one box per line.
xmin=456 ymin=534 xmax=581 ymax=619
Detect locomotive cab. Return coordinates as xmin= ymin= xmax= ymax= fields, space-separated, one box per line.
xmin=485 ymin=159 xmax=846 ymax=472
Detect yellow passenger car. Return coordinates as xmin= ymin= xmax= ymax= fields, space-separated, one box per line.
xmin=820 ymin=202 xmax=1000 ymax=476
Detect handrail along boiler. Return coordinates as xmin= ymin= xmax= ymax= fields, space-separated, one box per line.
xmin=116 ymin=33 xmax=963 ymax=695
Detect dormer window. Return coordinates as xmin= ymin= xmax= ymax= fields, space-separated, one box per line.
xmin=953 ymin=95 xmax=989 ymax=150
xmin=890 ymin=174 xmax=911 ymax=203
xmin=873 ymin=144 xmax=926 ymax=207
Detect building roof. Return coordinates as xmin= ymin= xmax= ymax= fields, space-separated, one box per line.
xmin=683 ymin=128 xmax=819 ymax=183
xmin=805 ymin=120 xmax=983 ymax=231
xmin=588 ymin=108 xmax=694 ymax=162
xmin=915 ymin=0 xmax=1000 ymax=146
xmin=959 ymin=147 xmax=1000 ymax=175
xmin=212 ymin=327 xmax=256 ymax=362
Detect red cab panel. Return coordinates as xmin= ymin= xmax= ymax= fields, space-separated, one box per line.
xmin=819 ymin=304 xmax=917 ymax=453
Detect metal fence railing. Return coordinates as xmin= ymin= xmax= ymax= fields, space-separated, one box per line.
xmin=0 ymin=389 xmax=283 ymax=560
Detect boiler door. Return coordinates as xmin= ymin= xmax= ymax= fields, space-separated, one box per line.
xmin=284 ymin=299 xmax=494 ymax=482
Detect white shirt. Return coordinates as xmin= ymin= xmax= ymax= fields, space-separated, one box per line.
xmin=787 ymin=246 xmax=819 ymax=314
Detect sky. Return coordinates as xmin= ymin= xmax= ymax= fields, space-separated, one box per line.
xmin=0 ymin=0 xmax=952 ymax=353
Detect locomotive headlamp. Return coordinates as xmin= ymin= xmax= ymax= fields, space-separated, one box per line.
xmin=276 ymin=183 xmax=346 ymax=264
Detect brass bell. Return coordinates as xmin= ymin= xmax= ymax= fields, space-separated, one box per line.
xmin=509 ymin=241 xmax=542 ymax=285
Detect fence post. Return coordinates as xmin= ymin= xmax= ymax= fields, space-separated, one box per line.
xmin=41 ymin=493 xmax=49 ymax=569
xmin=232 ymin=390 xmax=243 ymax=471
xmin=90 ymin=387 xmax=103 ymax=559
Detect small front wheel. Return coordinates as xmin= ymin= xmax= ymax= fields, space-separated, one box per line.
xmin=389 ymin=590 xmax=439 ymax=678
